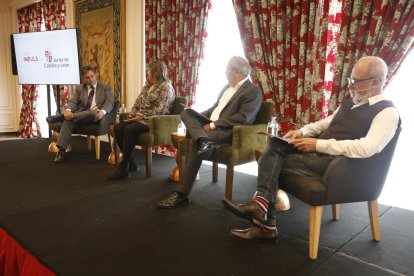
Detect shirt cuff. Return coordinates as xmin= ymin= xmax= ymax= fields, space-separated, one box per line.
xmin=101 ymin=110 xmax=107 ymax=115
xmin=315 ymin=139 xmax=328 ymax=154
xmin=209 ymin=122 xmax=216 ymax=130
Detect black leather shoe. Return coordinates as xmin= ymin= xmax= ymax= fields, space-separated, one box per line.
xmin=157 ymin=191 xmax=189 ymax=209
xmin=54 ymin=150 xmax=66 ymax=163
xmin=222 ymin=198 xmax=267 ymax=228
xmin=197 ymin=140 xmax=219 ymax=156
xmin=230 ymin=226 xmax=278 ymax=240
xmin=46 ymin=114 xmax=64 ymax=123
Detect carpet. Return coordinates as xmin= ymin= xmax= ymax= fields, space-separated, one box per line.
xmin=0 ymin=137 xmax=413 ymax=275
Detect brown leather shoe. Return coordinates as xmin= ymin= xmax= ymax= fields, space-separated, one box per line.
xmin=222 ymin=198 xmax=267 ymax=228
xmin=231 ymin=226 xmax=278 ymax=240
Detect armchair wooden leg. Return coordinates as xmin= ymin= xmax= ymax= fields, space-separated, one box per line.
xmin=368 ymin=200 xmax=381 ymax=241
xmin=225 ymin=166 xmax=234 ymax=200
xmin=212 ymin=162 xmax=218 ymax=182
xmin=177 ymin=154 xmax=184 ymax=182
xmin=332 ymin=204 xmax=340 ymax=221
xmin=145 ymin=147 xmax=152 ymax=178
xmin=94 ymin=136 xmax=100 ymax=160
xmin=309 ymin=206 xmax=323 ymax=260
xmin=87 ymin=135 xmax=92 ymax=150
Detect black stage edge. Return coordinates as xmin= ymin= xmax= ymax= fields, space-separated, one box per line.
xmin=0 ymin=137 xmax=413 ymax=275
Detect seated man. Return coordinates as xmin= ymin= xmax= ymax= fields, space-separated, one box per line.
xmin=158 ymin=56 xmax=263 ymax=208
xmin=223 ymin=56 xmax=400 ymax=240
xmin=47 ymin=65 xmax=114 ymax=163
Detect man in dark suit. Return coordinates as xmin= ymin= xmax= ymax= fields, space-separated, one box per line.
xmin=47 ymin=65 xmax=114 ymax=163
xmin=158 ymin=56 xmax=263 ymax=208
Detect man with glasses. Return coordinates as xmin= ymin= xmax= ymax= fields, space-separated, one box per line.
xmin=222 ymin=56 xmax=400 ymax=240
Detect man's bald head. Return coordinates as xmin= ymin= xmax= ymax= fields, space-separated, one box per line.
xmin=353 ymin=56 xmax=388 ymax=87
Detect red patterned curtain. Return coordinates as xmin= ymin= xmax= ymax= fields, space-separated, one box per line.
xmin=233 ymin=0 xmax=332 ymax=132
xmin=145 ymin=0 xmax=212 ymax=106
xmin=145 ymin=0 xmax=212 ymax=156
xmin=329 ymin=0 xmax=414 ymax=112
xmin=17 ymin=2 xmax=43 ymax=138
xmin=234 ymin=0 xmax=414 ymax=132
xmin=42 ymin=0 xmax=69 ymax=113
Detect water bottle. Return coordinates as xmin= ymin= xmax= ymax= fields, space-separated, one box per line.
xmin=177 ymin=121 xmax=186 ymax=136
xmin=119 ymin=103 xmax=127 ymax=113
xmin=267 ymin=116 xmax=278 ymax=136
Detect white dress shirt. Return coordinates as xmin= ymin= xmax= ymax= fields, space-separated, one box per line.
xmin=300 ymin=94 xmax=399 ymax=158
xmin=209 ymin=77 xmax=249 ymax=129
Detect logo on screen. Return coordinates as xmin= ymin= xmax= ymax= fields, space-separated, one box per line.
xmin=23 ymin=56 xmax=39 ymax=62
xmin=45 ymin=50 xmax=53 ymax=62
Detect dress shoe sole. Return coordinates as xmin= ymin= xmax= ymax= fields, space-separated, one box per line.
xmin=157 ymin=199 xmax=189 ymax=209
xmin=230 ymin=231 xmax=278 ymax=240
xmin=222 ymin=199 xmax=266 ymax=228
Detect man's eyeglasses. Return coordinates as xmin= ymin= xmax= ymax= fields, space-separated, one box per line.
xmin=347 ymin=77 xmax=381 ymax=88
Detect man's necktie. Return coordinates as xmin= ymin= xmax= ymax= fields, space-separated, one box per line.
xmin=84 ymin=86 xmax=95 ymax=110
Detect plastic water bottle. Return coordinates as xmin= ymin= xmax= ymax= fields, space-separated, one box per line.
xmin=119 ymin=104 xmax=127 ymax=113
xmin=177 ymin=121 xmax=186 ymax=136
xmin=267 ymin=116 xmax=278 ymax=136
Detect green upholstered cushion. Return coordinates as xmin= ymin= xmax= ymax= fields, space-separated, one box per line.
xmin=137 ymin=97 xmax=188 ymax=147
xmin=254 ymin=101 xmax=274 ymax=124
xmin=170 ymin=96 xmax=187 ymax=115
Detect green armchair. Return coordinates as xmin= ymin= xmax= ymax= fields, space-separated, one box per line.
xmin=119 ymin=96 xmax=187 ymax=178
xmin=178 ymin=100 xmax=274 ymax=200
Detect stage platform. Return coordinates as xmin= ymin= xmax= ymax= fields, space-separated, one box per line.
xmin=0 ymin=137 xmax=413 ymax=275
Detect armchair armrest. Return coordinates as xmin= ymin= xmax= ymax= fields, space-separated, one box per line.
xmin=322 ymin=156 xmax=387 ymax=204
xmin=231 ymin=124 xmax=267 ymax=149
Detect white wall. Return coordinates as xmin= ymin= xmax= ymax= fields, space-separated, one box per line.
xmin=0 ymin=2 xmax=18 ymax=132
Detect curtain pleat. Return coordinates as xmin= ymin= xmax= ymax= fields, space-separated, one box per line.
xmin=42 ymin=0 xmax=69 ymax=113
xmin=234 ymin=0 xmax=414 ymax=131
xmin=17 ymin=2 xmax=43 ymax=138
xmin=145 ymin=0 xmax=212 ymax=156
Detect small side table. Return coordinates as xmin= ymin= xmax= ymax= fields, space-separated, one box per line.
xmin=169 ymin=132 xmax=187 ymax=182
xmin=255 ymin=146 xmax=291 ymax=212
xmin=169 ymin=132 xmax=200 ymax=182
xmin=107 ymin=123 xmax=122 ymax=165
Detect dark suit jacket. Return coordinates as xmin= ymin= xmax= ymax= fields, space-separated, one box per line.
xmin=202 ymin=79 xmax=262 ymax=143
xmin=67 ymin=82 xmax=114 ymax=114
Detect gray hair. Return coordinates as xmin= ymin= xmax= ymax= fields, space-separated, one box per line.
xmin=228 ymin=56 xmax=251 ymax=77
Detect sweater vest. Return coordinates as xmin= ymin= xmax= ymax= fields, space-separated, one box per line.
xmin=318 ymin=98 xmax=395 ymax=140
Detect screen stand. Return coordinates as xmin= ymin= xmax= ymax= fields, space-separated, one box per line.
xmin=47 ymin=85 xmax=52 ymax=138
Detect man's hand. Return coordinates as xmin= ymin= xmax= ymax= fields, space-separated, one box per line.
xmin=202 ymin=124 xmax=211 ymax=133
xmin=290 ymin=138 xmax=317 ymax=153
xmin=283 ymin=129 xmax=303 ymax=139
xmin=96 ymin=110 xmax=105 ymax=120
xmin=64 ymin=110 xmax=73 ymax=120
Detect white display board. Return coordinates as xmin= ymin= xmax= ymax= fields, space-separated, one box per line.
xmin=13 ymin=29 xmax=80 ymax=85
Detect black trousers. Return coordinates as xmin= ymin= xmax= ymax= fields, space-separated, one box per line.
xmin=114 ymin=121 xmax=149 ymax=164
